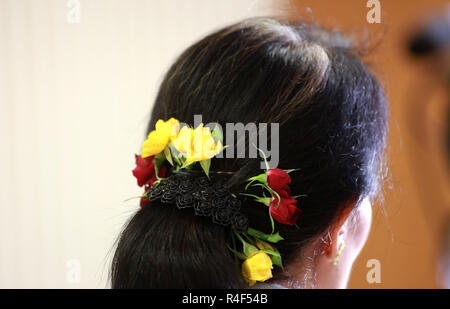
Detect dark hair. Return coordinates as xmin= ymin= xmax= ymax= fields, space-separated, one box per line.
xmin=111 ymin=17 xmax=388 ymax=288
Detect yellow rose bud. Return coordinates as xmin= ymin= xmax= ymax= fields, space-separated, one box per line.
xmin=241 ymin=251 xmax=273 ymax=286
xmin=255 ymin=240 xmax=274 ymax=251
xmin=172 ymin=126 xmax=194 ymax=155
xmin=141 ymin=118 xmax=180 ymax=158
xmin=185 ymin=124 xmax=223 ymax=163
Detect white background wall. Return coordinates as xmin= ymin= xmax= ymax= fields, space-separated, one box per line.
xmin=0 ymin=0 xmax=279 ymax=288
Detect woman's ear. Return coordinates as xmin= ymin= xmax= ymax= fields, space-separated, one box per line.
xmin=313 ymin=197 xmax=372 ymax=288
xmin=322 ymin=197 xmax=359 ymax=259
xmin=276 ymin=197 xmax=373 ymax=289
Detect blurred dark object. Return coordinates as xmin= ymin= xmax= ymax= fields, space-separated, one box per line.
xmin=408 ymin=6 xmax=450 ymax=87
xmin=409 ymin=6 xmax=450 ymax=57
xmin=408 ymin=6 xmax=450 ymax=164
xmin=407 ymin=6 xmax=450 ymax=289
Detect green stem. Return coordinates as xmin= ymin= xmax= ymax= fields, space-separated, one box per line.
xmin=252 ymin=143 xmax=270 ymax=171
xmin=269 ymin=207 xmax=275 ymax=233
xmin=238 ymin=193 xmax=261 ymax=199
xmin=242 ymin=233 xmax=254 ymax=244
xmin=234 ymin=232 xmax=246 ymax=245
xmin=123 ymin=195 xmax=144 ymax=202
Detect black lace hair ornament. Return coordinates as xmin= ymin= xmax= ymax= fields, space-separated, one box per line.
xmin=143 ymin=172 xmax=249 ymax=233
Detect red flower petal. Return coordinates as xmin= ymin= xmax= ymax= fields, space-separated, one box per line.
xmin=269 ymin=195 xmax=301 ymax=225
xmin=276 ymin=185 xmax=291 ymax=198
xmin=132 ymin=155 xmax=156 ymax=187
xmin=267 ymin=168 xmax=291 ymax=191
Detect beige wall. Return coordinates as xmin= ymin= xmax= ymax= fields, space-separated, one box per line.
xmin=0 ymin=0 xmax=274 ymax=288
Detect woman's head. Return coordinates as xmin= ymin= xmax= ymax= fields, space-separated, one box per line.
xmin=111 ymin=17 xmax=388 ymax=288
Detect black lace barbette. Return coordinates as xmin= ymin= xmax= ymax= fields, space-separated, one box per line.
xmin=143 ymin=172 xmax=249 ymax=232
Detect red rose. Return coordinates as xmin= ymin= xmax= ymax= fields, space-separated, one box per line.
xmin=132 ymin=155 xmax=166 ymax=187
xmin=267 ymin=168 xmax=291 ymax=191
xmin=269 ymin=195 xmax=302 ymax=226
xmin=276 ymin=185 xmax=291 ymax=197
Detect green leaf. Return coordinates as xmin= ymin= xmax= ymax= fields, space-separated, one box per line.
xmin=178 ymin=155 xmax=187 ymax=166
xmin=172 ymin=153 xmax=182 ymax=167
xmin=270 ymin=254 xmax=283 ymax=268
xmin=246 ymin=173 xmax=267 ymax=185
xmin=199 ymin=159 xmax=211 ymax=177
xmin=255 ymin=197 xmax=272 ymax=206
xmin=247 ymin=228 xmax=284 ymax=243
xmin=154 ymin=153 xmax=166 ymax=177
xmin=184 ymin=162 xmax=194 ymax=171
xmin=169 ymin=144 xmax=184 ymax=167
xmin=169 ymin=143 xmax=180 ymax=157
xmin=163 ymin=147 xmax=173 ymax=166
xmin=243 ymin=243 xmax=259 ymax=258
xmin=263 ymin=248 xmax=280 ymax=257
xmin=264 ymin=247 xmax=283 ymax=268
xmin=211 ymin=123 xmax=223 ymax=144
xmin=235 ymin=232 xmax=259 ymax=258
xmin=181 ymin=160 xmax=195 ymax=169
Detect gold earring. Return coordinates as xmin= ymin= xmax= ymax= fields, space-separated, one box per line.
xmin=333 ymin=240 xmax=346 ymax=266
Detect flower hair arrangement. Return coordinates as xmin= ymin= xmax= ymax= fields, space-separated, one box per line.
xmin=131 ymin=118 xmax=305 ymax=286
xmin=231 ymin=160 xmax=305 ymax=286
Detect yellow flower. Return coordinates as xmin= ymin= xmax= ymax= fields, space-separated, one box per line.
xmin=141 ymin=118 xmax=180 ymax=158
xmin=171 ymin=126 xmax=194 ymax=154
xmin=171 ymin=124 xmax=223 ymax=163
xmin=241 ymin=251 xmax=273 ymax=286
xmin=186 ymin=124 xmax=223 ymax=163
